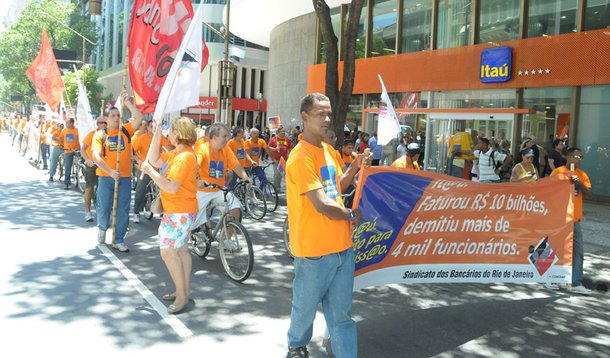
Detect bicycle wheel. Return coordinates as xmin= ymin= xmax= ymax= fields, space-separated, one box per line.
xmin=245 ymin=185 xmax=267 ymax=220
xmin=77 ymin=164 xmax=87 ymax=192
xmin=219 ymin=220 xmax=253 ymax=282
xmin=71 ymin=161 xmax=79 ymax=189
xmin=261 ymin=182 xmax=278 ymax=212
xmin=283 ymin=216 xmax=293 ymax=257
xmin=142 ymin=181 xmax=157 ymax=220
xmin=189 ymin=229 xmax=211 ymax=258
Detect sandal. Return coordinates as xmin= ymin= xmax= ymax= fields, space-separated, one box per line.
xmin=168 ymin=302 xmax=187 ymax=314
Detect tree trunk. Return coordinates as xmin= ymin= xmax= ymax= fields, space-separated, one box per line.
xmin=314 ymin=0 xmax=365 ymax=148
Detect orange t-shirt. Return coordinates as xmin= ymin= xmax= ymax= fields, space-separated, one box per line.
xmin=82 ymin=129 xmax=98 ymax=161
xmin=196 ymin=142 xmax=239 ymax=192
xmin=551 ymin=166 xmax=591 ymax=222
xmin=17 ymin=121 xmax=26 ymax=135
xmin=40 ymin=123 xmax=50 ymax=144
xmin=391 ymin=155 xmax=421 ymax=170
xmin=132 ymin=132 xmax=171 ymax=168
xmin=286 ymin=141 xmax=351 ymax=257
xmin=92 ymin=122 xmax=136 ymax=178
xmin=159 ymin=148 xmax=198 ymax=214
xmin=50 ymin=126 xmax=63 ymax=148
xmin=227 ymin=138 xmax=249 ymax=168
xmin=340 ymin=151 xmax=357 ymax=168
xmin=60 ymin=127 xmax=80 ymax=153
xmin=193 ymin=136 xmax=207 ymax=154
xmin=245 ymin=138 xmax=267 ymax=165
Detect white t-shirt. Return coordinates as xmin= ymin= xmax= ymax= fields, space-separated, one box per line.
xmin=475 ymin=149 xmax=507 ymax=182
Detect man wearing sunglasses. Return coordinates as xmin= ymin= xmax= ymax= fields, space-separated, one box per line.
xmin=551 ymin=147 xmax=593 ymax=295
xmin=80 ymin=117 xmax=108 ymax=222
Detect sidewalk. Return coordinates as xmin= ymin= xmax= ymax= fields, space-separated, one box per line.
xmin=581 ymin=201 xmax=610 ymax=291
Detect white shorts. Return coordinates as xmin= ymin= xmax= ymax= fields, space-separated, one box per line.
xmin=192 ymin=190 xmax=241 ymax=230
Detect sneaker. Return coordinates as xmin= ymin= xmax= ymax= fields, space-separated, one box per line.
xmin=133 ymin=213 xmax=140 ymax=223
xmin=223 ymin=239 xmax=239 ymax=252
xmin=84 ymin=212 xmax=94 ymax=222
xmin=112 ymin=243 xmax=129 ymax=252
xmin=568 ymin=285 xmax=592 ymax=296
xmin=544 ymin=283 xmax=561 ymax=291
xmin=49 ymin=177 xmax=53 ymax=182
xmin=64 ymin=184 xmax=70 ymax=190
xmin=97 ymin=230 xmax=106 ymax=244
xmin=286 ymin=346 xmax=309 ymax=358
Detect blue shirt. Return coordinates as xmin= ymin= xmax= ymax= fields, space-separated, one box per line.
xmin=369 ymin=136 xmax=382 ymax=160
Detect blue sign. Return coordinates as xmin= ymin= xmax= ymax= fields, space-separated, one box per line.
xmin=480 ymin=47 xmax=512 ymax=83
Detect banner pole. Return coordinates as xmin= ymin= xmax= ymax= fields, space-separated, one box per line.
xmin=111 ymin=47 xmax=130 ymax=245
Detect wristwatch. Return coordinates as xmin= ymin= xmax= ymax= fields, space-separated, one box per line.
xmin=346 ymin=208 xmax=357 ymax=221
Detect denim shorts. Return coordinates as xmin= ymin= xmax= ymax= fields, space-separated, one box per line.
xmin=158 ymin=213 xmax=196 ymax=250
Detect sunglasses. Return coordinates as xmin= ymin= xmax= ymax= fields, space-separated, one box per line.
xmin=97 ymin=122 xmax=107 ymax=125
xmin=569 ymin=155 xmax=583 ymax=160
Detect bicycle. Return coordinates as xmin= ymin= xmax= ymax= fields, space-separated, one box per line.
xmin=142 ymin=180 xmax=160 ymax=220
xmin=189 ymin=183 xmax=254 ymax=282
xmin=76 ymin=155 xmax=88 ymax=193
xmin=70 ymin=151 xmax=82 ymax=190
xmin=233 ymin=179 xmax=267 ymax=220
xmin=249 ymin=163 xmax=279 ymax=212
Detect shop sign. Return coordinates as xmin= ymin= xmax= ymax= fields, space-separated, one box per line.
xmin=480 ymin=47 xmax=512 ymax=83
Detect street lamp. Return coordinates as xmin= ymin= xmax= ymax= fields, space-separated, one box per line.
xmin=40 ymin=11 xmax=96 ymax=67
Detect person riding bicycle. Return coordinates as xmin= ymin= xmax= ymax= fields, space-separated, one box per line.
xmin=391 ymin=142 xmax=421 ymax=170
xmin=226 ymin=126 xmax=253 ymax=188
xmin=192 ymin=123 xmax=252 ymax=232
xmin=245 ymin=127 xmax=271 ymax=168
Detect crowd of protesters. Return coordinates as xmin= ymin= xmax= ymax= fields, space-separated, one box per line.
xmin=1 ymin=95 xmax=595 ymax=358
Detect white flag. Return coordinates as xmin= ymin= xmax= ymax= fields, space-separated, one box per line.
xmin=74 ymin=67 xmax=95 ymax=146
xmin=377 ymin=75 xmax=402 ymax=146
xmin=152 ymin=4 xmax=205 ymax=124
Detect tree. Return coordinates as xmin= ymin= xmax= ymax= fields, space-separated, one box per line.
xmin=63 ymin=66 xmax=106 ymax=117
xmin=313 ymin=0 xmax=365 ymax=147
xmin=0 ymin=0 xmax=98 ymax=115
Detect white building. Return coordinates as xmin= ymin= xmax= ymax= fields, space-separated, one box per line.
xmin=96 ymin=0 xmax=269 ymax=128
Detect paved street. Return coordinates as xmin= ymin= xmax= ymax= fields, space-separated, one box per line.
xmin=1 ymin=131 xmax=609 ymax=358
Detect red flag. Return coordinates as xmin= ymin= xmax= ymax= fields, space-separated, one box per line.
xmin=128 ymin=0 xmax=207 ymax=114
xmin=26 ymin=28 xmax=65 ymax=111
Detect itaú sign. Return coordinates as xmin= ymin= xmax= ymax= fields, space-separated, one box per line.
xmin=480 ymin=46 xmax=512 ymax=83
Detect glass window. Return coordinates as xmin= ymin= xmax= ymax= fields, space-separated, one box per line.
xmin=402 ymin=0 xmax=433 ymax=53
xmin=585 ymin=0 xmax=610 ymax=30
xmin=578 ymin=85 xmax=610 ymax=198
xmin=528 ymin=0 xmax=577 ymax=38
xmin=370 ymin=0 xmax=397 ymax=57
xmin=437 ymin=0 xmax=472 ymax=49
xmin=478 ymin=0 xmax=520 ymax=43
xmin=432 ymin=89 xmax=516 ymax=109
xmin=521 ymin=87 xmax=572 ymax=157
xmin=356 ymin=3 xmax=368 ymax=58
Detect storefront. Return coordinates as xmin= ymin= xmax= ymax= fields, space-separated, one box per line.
xmin=308 ymin=28 xmax=610 ymax=200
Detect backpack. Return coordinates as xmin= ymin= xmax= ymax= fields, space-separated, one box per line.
xmin=101 ymin=126 xmax=131 ymax=157
xmin=489 ymin=150 xmax=503 ymax=170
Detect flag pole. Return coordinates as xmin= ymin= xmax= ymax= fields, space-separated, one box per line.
xmin=111 ymin=47 xmax=129 ymax=245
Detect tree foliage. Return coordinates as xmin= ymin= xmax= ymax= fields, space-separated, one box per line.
xmin=0 ymin=0 xmax=98 ymax=114
xmin=313 ymin=0 xmax=365 ymax=147
xmin=63 ymin=66 xmax=106 ymax=117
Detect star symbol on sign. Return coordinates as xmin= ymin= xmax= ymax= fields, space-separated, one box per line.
xmin=545 ymin=68 xmax=551 ymax=74
xmin=524 ymin=70 xmax=529 ymax=75
xmin=518 ymin=70 xmax=523 ymax=76
xmin=538 ymin=69 xmax=543 ymax=74
xmin=531 ymin=69 xmax=537 ymax=74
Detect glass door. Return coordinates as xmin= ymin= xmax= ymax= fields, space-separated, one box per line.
xmin=425 ymin=112 xmax=514 ymax=173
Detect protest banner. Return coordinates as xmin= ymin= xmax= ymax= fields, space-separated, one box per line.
xmin=351 ymin=166 xmax=574 ymax=290
xmin=267 ymin=116 xmax=281 ymax=131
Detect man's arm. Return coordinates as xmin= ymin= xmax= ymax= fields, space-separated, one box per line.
xmin=304 ymin=188 xmax=360 ymax=221
xmin=122 ymin=91 xmax=143 ymax=130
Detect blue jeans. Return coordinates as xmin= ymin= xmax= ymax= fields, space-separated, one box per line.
xmin=63 ymin=152 xmax=74 ymax=186
xmin=49 ymin=147 xmax=63 ymax=179
xmin=133 ymin=170 xmax=151 ymax=214
xmin=40 ymin=143 xmax=49 ymax=168
xmin=572 ymin=221 xmax=584 ymax=286
xmin=287 ymin=248 xmax=357 ymax=357
xmin=96 ymin=176 xmax=131 ymax=244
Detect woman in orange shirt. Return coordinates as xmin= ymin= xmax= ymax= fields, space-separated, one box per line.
xmin=141 ymin=117 xmax=198 ymax=315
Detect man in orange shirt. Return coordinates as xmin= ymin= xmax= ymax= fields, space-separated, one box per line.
xmin=285 ymin=93 xmax=368 ymax=358
xmin=91 ymin=93 xmax=143 ymax=252
xmin=132 ymin=119 xmax=172 ymax=223
xmin=550 ymin=147 xmax=593 ymax=295
xmin=48 ymin=120 xmax=64 ymax=182
xmin=39 ymin=115 xmax=50 ymax=170
xmin=226 ymin=126 xmax=253 ymax=188
xmin=60 ymin=118 xmax=80 ymax=189
xmin=245 ymin=127 xmax=270 ymax=167
xmin=391 ymin=143 xmax=421 ymax=170
xmin=192 ymin=123 xmax=251 ymax=231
